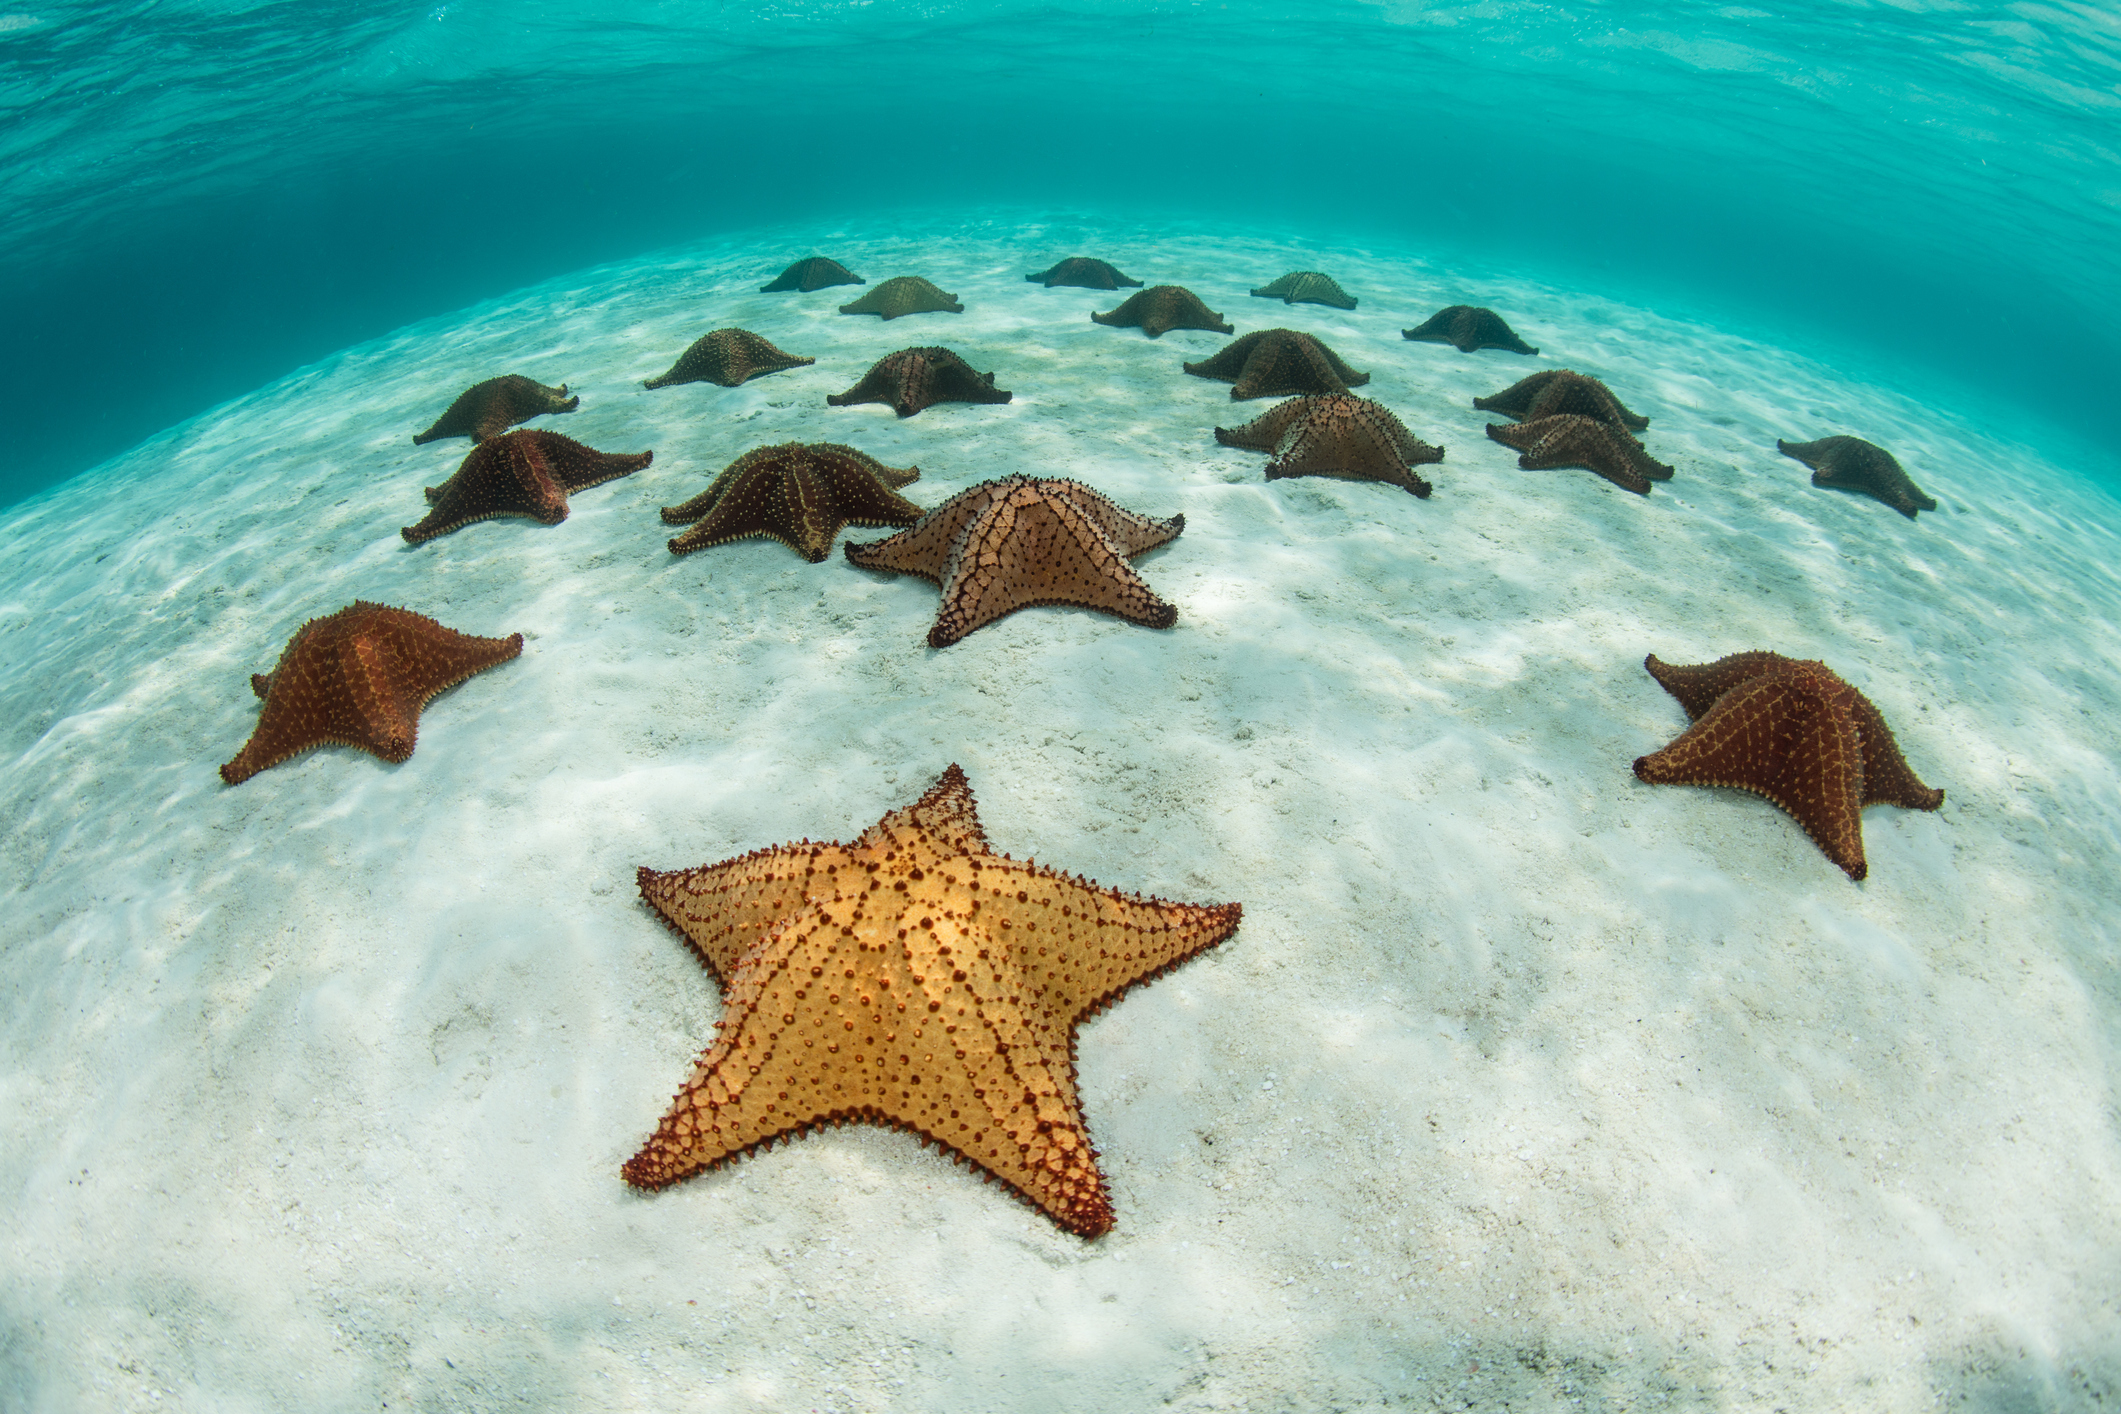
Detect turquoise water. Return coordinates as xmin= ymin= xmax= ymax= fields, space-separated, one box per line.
xmin=2 ymin=0 xmax=2117 ymax=506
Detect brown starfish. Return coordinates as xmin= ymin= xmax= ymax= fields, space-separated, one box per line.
xmin=838 ymin=276 xmax=964 ymax=320
xmin=1777 ymin=435 xmax=1939 ymax=519
xmin=1183 ymin=329 xmax=1371 ymax=400
xmin=643 ymin=329 xmax=815 ymax=390
xmin=411 ymin=375 xmax=577 ymax=445
xmin=627 ymin=763 xmax=1243 ymax=1236
xmin=1249 ymin=271 xmax=1357 ymax=310
xmin=1090 ymin=286 xmax=1233 ymax=339
xmin=1475 ymin=369 xmax=1649 ymax=431
xmin=1484 ymin=415 xmax=1673 ymax=494
xmin=1402 ymin=306 xmax=1539 ymax=355
xmin=1026 ymin=257 xmax=1142 ymax=290
xmin=661 ymin=443 xmax=922 ymax=561
xmin=1215 ymin=394 xmax=1443 ymax=498
xmin=761 ymin=256 xmax=864 ymax=293
xmin=220 ymin=602 xmax=521 ymax=785
xmin=1633 ymin=651 xmax=1944 ymax=881
xmin=825 ymin=347 xmax=1013 ymax=419
xmin=401 ymin=429 xmax=652 ymax=543
xmin=845 ymin=477 xmax=1183 ymax=647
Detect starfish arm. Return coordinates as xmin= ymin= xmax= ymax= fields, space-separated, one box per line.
xmin=1848 ymin=691 xmax=1945 ymax=810
xmin=1216 ymin=397 xmax=1310 ymax=452
xmin=844 ymin=484 xmax=993 ymax=585
xmin=853 ymin=763 xmax=994 ymax=860
xmin=533 ymin=432 xmax=652 ymax=493
xmin=637 ymin=841 xmax=861 ymax=985
xmin=1644 ymin=651 xmax=1791 ymax=721
xmin=661 ymin=458 xmax=746 ymax=525
xmin=1059 ymin=482 xmax=1184 ymax=557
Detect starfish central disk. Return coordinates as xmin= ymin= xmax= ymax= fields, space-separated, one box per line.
xmin=661 ymin=442 xmax=923 ymax=561
xmin=627 ymin=764 xmax=1243 ymax=1237
xmin=1632 ymin=651 xmax=1945 ymax=881
xmin=845 ymin=477 xmax=1184 ymax=647
xmin=220 ymin=602 xmax=521 ymax=785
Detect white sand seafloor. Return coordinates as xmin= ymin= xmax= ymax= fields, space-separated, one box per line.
xmin=3 ymin=213 xmax=2119 ymax=1412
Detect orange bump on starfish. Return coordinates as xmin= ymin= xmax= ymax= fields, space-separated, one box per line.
xmin=627 ymin=763 xmax=1243 ymax=1237
xmin=1632 ymin=651 xmax=1944 ymax=881
xmin=401 ymin=429 xmax=652 ymax=543
xmin=845 ymin=476 xmax=1183 ymax=647
xmin=411 ymin=374 xmax=577 ymax=445
xmin=219 ymin=601 xmax=521 ymax=785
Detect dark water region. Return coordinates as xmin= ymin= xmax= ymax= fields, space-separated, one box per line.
xmin=2 ymin=0 xmax=2116 ymax=508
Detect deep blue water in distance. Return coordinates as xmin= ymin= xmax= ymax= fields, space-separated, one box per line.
xmin=2 ymin=0 xmax=2117 ymax=509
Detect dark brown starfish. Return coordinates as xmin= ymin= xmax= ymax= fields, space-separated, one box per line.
xmin=838 ymin=276 xmax=964 ymax=320
xmin=643 ymin=329 xmax=815 ymax=390
xmin=1402 ymin=306 xmax=1539 ymax=355
xmin=761 ymin=256 xmax=864 ymax=293
xmin=401 ymin=429 xmax=652 ymax=543
xmin=1026 ymin=257 xmax=1142 ymax=290
xmin=1183 ymin=329 xmax=1370 ymax=400
xmin=1249 ymin=271 xmax=1357 ymax=310
xmin=1475 ymin=370 xmax=1649 ymax=431
xmin=1634 ymin=651 xmax=1944 ymax=881
xmin=1215 ymin=394 xmax=1442 ymax=498
xmin=826 ymin=347 xmax=1012 ymax=418
xmin=661 ymin=442 xmax=922 ymax=561
xmin=411 ymin=375 xmax=577 ymax=445
xmin=1484 ymin=415 xmax=1672 ymax=494
xmin=1777 ymin=436 xmax=1939 ymax=519
xmin=1090 ymin=286 xmax=1233 ymax=339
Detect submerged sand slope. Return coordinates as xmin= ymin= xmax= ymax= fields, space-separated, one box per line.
xmin=2 ymin=215 xmax=2118 ymax=1412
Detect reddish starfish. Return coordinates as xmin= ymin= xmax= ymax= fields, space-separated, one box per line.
xmin=1484 ymin=415 xmax=1672 ymax=494
xmin=662 ymin=442 xmax=923 ymax=561
xmin=411 ymin=374 xmax=577 ymax=445
xmin=826 ymin=347 xmax=1013 ymax=419
xmin=1632 ymin=651 xmax=1944 ymax=881
xmin=220 ymin=602 xmax=520 ymax=785
xmin=845 ymin=477 xmax=1182 ymax=647
xmin=627 ymin=764 xmax=1243 ymax=1236
xmin=401 ymin=430 xmax=652 ymax=543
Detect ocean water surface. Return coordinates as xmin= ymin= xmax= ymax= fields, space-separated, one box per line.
xmin=2 ymin=5 xmax=2119 ymax=1413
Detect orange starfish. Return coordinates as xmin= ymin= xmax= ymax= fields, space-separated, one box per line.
xmin=219 ymin=602 xmax=521 ymax=785
xmin=1632 ymin=651 xmax=1944 ymax=880
xmin=627 ymin=765 xmax=1243 ymax=1236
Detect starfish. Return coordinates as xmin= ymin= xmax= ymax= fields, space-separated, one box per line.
xmin=1249 ymin=271 xmax=1357 ymax=310
xmin=1777 ymin=435 xmax=1939 ymax=519
xmin=1215 ymin=394 xmax=1443 ymax=498
xmin=838 ymin=276 xmax=964 ymax=320
xmin=1402 ymin=306 xmax=1539 ymax=355
xmin=627 ymin=763 xmax=1243 ymax=1236
xmin=1475 ymin=369 xmax=1649 ymax=431
xmin=826 ymin=347 xmax=1013 ymax=419
xmin=1090 ymin=285 xmax=1233 ymax=339
xmin=644 ymin=329 xmax=815 ymax=390
xmin=219 ymin=602 xmax=521 ymax=785
xmin=411 ymin=374 xmax=577 ymax=445
xmin=845 ymin=477 xmax=1183 ymax=648
xmin=1183 ymin=329 xmax=1371 ymax=401
xmin=1025 ymin=257 xmax=1143 ymax=290
xmin=401 ymin=429 xmax=652 ymax=543
xmin=1484 ymin=415 xmax=1673 ymax=495
xmin=1633 ymin=651 xmax=1944 ymax=881
xmin=662 ymin=442 xmax=923 ymax=561
xmin=762 ymin=256 xmax=864 ymax=293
